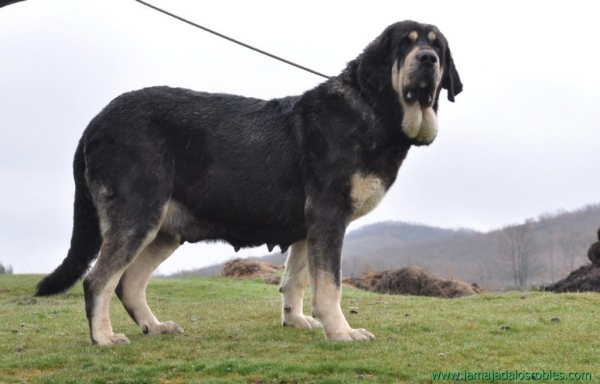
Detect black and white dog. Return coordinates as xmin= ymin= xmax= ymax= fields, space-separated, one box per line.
xmin=36 ymin=20 xmax=462 ymax=345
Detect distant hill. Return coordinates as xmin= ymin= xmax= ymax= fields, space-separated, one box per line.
xmin=345 ymin=221 xmax=473 ymax=242
xmin=341 ymin=221 xmax=475 ymax=275
xmin=167 ymin=203 xmax=600 ymax=290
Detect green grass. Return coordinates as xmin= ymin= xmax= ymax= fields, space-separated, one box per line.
xmin=0 ymin=274 xmax=598 ymax=383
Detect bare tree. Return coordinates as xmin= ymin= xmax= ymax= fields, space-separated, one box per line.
xmin=0 ymin=262 xmax=13 ymax=274
xmin=555 ymin=224 xmax=589 ymax=273
xmin=358 ymin=259 xmax=376 ymax=275
xmin=343 ymin=255 xmax=359 ymax=277
xmin=475 ymin=250 xmax=499 ymax=287
xmin=498 ymin=220 xmax=545 ymax=287
xmin=537 ymin=218 xmax=557 ymax=283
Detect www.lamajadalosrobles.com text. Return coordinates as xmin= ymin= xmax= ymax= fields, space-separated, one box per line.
xmin=431 ymin=370 xmax=592 ymax=381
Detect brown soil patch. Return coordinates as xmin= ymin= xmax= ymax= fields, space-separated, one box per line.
xmin=220 ymin=258 xmax=283 ymax=280
xmin=544 ymin=264 xmax=600 ymax=293
xmin=544 ymin=231 xmax=600 ymax=293
xmin=343 ymin=266 xmax=479 ymax=298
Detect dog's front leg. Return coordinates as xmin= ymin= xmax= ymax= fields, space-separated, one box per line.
xmin=305 ymin=204 xmax=375 ymax=341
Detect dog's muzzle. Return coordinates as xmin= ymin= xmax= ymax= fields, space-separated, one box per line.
xmin=403 ymin=50 xmax=439 ymax=108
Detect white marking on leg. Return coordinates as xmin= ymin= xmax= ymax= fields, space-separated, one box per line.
xmin=280 ymin=240 xmax=321 ymax=329
xmin=87 ymin=209 xmax=166 ymax=345
xmin=119 ymin=235 xmax=183 ymax=335
xmin=90 ymin=268 xmax=130 ymax=346
xmin=310 ymin=271 xmax=374 ymax=341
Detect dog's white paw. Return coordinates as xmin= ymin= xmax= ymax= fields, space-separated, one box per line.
xmin=283 ymin=314 xmax=322 ymax=330
xmin=146 ymin=321 xmax=184 ymax=335
xmin=326 ymin=328 xmax=374 ymax=341
xmin=94 ymin=333 xmax=131 ymax=346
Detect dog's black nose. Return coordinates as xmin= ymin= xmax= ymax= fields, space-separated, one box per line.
xmin=418 ymin=51 xmax=437 ymax=66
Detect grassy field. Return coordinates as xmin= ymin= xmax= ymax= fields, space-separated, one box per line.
xmin=1 ymin=274 xmax=598 ymax=383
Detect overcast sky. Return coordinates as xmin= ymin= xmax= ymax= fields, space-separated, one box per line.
xmin=1 ymin=0 xmax=599 ymax=274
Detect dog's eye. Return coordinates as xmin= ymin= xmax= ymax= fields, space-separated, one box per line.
xmin=401 ymin=36 xmax=410 ymax=44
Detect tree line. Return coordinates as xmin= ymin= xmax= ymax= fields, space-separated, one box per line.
xmin=342 ymin=204 xmax=600 ymax=290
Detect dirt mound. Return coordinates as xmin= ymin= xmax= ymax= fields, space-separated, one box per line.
xmin=470 ymin=283 xmax=488 ymax=294
xmin=343 ymin=266 xmax=479 ymax=298
xmin=545 ymin=228 xmax=600 ymax=293
xmin=544 ymin=264 xmax=600 ymax=292
xmin=220 ymin=258 xmax=283 ymax=280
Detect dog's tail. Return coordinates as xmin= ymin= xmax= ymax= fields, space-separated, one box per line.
xmin=35 ymin=139 xmax=103 ymax=296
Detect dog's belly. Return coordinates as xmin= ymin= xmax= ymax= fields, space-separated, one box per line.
xmin=161 ymin=195 xmax=307 ymax=249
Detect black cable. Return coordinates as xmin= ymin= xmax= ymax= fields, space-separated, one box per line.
xmin=0 ymin=0 xmax=26 ymax=9
xmin=134 ymin=0 xmax=331 ymax=80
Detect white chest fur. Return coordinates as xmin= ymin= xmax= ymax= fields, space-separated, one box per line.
xmin=350 ymin=174 xmax=387 ymax=220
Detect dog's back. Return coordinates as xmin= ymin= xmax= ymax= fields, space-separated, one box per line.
xmin=88 ymin=87 xmax=307 ymax=246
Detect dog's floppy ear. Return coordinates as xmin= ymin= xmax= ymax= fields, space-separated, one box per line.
xmin=357 ymin=29 xmax=394 ymax=92
xmin=442 ymin=45 xmax=462 ymax=102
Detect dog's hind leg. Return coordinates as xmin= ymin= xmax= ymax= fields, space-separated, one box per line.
xmin=115 ymin=232 xmax=183 ymax=335
xmin=82 ymin=180 xmax=170 ymax=345
xmin=279 ymin=240 xmax=321 ymax=330
xmin=83 ymin=221 xmax=162 ymax=346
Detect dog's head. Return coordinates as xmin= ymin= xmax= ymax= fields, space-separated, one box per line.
xmin=357 ymin=21 xmax=462 ymax=145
